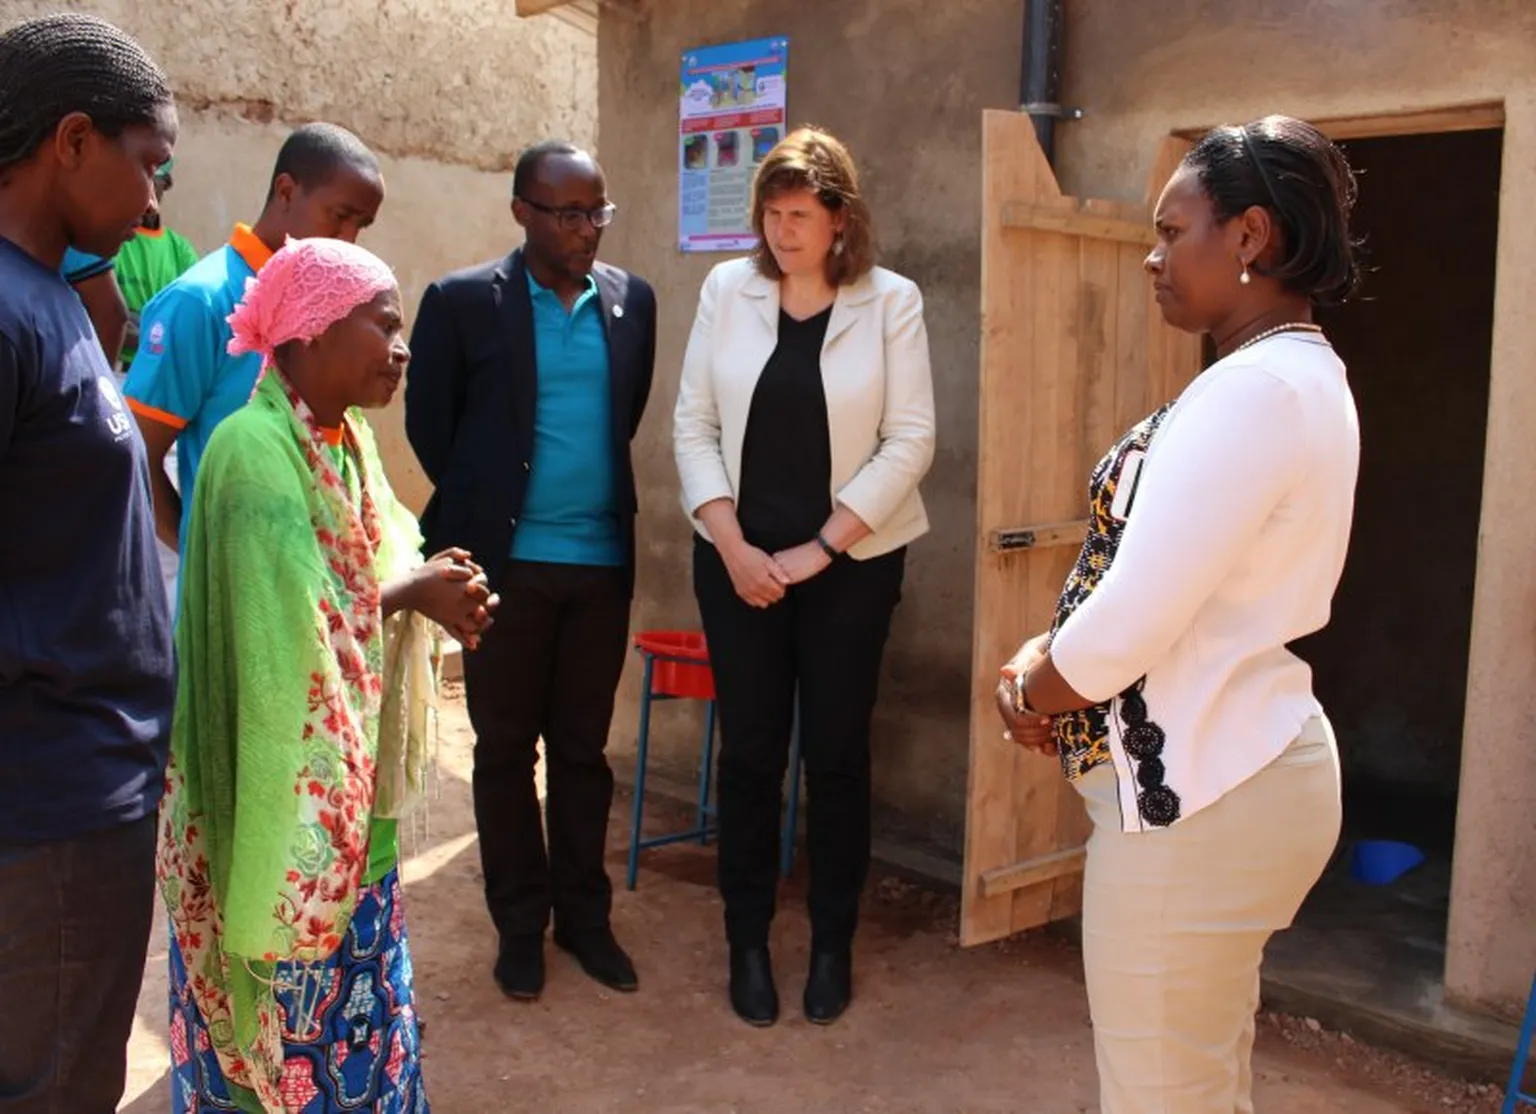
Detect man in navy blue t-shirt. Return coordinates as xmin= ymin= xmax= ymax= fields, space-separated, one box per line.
xmin=0 ymin=14 xmax=179 ymax=1111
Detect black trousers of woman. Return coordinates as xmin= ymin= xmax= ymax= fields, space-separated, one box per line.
xmin=693 ymin=536 xmax=905 ymax=954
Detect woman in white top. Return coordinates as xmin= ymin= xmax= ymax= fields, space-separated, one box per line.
xmin=996 ymin=116 xmax=1362 ymax=1113
xmin=674 ymin=127 xmax=936 ymax=1028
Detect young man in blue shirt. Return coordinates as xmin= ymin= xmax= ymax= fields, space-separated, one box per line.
xmin=124 ymin=123 xmax=385 ymax=578
xmin=407 ymin=141 xmax=657 ymax=1002
xmin=0 ymin=15 xmax=178 ymax=1110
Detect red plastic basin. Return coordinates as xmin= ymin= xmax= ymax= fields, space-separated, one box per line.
xmin=634 ymin=630 xmax=715 ymax=700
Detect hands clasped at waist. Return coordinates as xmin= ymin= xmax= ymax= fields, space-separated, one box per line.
xmin=719 ymin=538 xmax=833 ymax=608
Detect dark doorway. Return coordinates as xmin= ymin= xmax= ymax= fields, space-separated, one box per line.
xmin=1263 ymin=126 xmax=1504 ymax=1063
xmin=1306 ymin=127 xmax=1502 ymax=856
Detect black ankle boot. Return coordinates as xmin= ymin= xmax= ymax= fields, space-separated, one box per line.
xmin=803 ymin=949 xmax=852 ymax=1025
xmin=553 ymin=924 xmax=638 ymax=993
xmin=729 ymin=946 xmax=779 ymax=1027
xmin=493 ymin=933 xmax=545 ymax=1001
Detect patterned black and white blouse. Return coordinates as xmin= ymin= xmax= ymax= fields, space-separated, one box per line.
xmin=1048 ymin=403 xmax=1177 ymax=822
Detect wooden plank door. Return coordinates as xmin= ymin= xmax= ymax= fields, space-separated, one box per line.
xmin=960 ymin=113 xmax=1201 ymax=946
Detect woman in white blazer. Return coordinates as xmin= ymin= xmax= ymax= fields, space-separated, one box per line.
xmin=673 ymin=127 xmax=935 ymax=1029
xmin=997 ymin=117 xmax=1361 ymax=1113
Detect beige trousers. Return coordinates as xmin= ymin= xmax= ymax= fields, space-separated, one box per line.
xmin=1075 ymin=719 xmax=1342 ymax=1114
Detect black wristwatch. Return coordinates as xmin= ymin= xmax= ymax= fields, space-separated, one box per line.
xmin=814 ymin=532 xmax=840 ymax=560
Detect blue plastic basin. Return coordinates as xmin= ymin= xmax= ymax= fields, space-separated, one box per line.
xmin=1350 ymin=839 xmax=1426 ymax=886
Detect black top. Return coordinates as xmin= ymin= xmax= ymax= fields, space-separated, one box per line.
xmin=0 ymin=238 xmax=175 ymax=846
xmin=737 ymin=307 xmax=834 ymax=551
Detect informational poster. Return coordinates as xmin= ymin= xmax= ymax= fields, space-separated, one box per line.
xmin=678 ymin=36 xmax=789 ymax=253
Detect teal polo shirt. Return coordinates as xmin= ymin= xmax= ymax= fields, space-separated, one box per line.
xmin=510 ymin=271 xmax=623 ymax=567
xmin=122 ymin=226 xmax=270 ymax=550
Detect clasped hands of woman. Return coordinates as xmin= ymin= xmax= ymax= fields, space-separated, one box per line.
xmin=395 ymin=545 xmax=500 ymax=649
xmin=995 ymin=633 xmax=1055 ymax=757
xmin=718 ymin=536 xmax=832 ymax=608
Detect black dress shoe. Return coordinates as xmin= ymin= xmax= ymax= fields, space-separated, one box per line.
xmin=803 ymin=949 xmax=852 ymax=1025
xmin=493 ymin=933 xmax=545 ymax=1000
xmin=729 ymin=946 xmax=779 ymax=1027
xmin=554 ymin=925 xmax=638 ymax=992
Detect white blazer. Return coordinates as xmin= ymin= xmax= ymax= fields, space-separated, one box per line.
xmin=673 ymin=257 xmax=936 ymax=560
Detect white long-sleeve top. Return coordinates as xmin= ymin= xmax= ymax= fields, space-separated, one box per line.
xmin=1050 ymin=333 xmax=1360 ymax=832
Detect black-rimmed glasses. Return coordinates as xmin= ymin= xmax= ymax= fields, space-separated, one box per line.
xmin=517 ymin=196 xmax=618 ymax=232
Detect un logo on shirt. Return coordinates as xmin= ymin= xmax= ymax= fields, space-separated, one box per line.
xmin=98 ymin=375 xmax=133 ymax=443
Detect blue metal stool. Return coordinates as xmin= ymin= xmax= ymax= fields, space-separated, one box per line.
xmin=1504 ymin=971 xmax=1536 ymax=1112
xmin=625 ymin=631 xmax=802 ymax=890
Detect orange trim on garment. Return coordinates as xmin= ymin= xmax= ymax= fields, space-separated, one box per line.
xmin=135 ymin=225 xmax=166 ymax=238
xmin=228 ymin=223 xmax=275 ymax=274
xmin=127 ymin=397 xmax=189 ymax=431
xmin=319 ymin=426 xmax=344 ymax=447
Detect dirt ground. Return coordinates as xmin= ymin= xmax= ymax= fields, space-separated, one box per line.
xmin=118 ymin=691 xmax=1506 ymax=1113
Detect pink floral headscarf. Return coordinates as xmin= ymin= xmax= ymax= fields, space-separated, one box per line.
xmin=226 ymin=237 xmax=397 ymax=367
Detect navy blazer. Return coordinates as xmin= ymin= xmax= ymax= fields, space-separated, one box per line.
xmin=404 ymin=248 xmax=657 ymax=594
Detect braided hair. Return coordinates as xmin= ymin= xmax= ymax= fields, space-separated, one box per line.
xmin=0 ymin=14 xmax=172 ymax=174
xmin=1185 ymin=116 xmax=1361 ymax=306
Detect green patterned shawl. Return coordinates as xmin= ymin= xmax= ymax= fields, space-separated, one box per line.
xmin=156 ymin=371 xmax=435 ymax=1111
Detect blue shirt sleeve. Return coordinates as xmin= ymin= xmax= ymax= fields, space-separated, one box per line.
xmin=61 ymin=248 xmax=115 ymax=285
xmin=121 ymin=285 xmax=221 ymax=427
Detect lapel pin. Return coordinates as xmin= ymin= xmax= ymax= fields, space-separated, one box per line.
xmin=612 ymin=304 xmax=625 ymax=319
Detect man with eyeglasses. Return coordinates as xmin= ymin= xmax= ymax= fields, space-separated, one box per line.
xmin=406 ymin=139 xmax=657 ymax=1003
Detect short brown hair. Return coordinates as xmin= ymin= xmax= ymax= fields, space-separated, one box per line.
xmin=750 ymin=127 xmax=876 ymax=286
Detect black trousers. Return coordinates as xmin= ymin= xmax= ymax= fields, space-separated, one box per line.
xmin=693 ymin=537 xmax=905 ymax=952
xmin=465 ymin=560 xmax=631 ymax=939
xmin=0 ymin=815 xmax=156 ymax=1114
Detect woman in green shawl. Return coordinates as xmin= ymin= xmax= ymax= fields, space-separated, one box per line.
xmin=156 ymin=237 xmax=495 ymax=1113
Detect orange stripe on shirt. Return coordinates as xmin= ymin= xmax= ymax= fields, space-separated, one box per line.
xmin=228 ymin=223 xmax=275 ymax=274
xmin=126 ymin=397 xmax=189 ymax=431
xmin=319 ymin=426 xmax=344 ymax=447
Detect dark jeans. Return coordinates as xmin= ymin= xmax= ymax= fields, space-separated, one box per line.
xmin=465 ymin=560 xmax=630 ymax=940
xmin=0 ymin=815 xmax=157 ymax=1114
xmin=693 ymin=537 xmax=905 ymax=953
